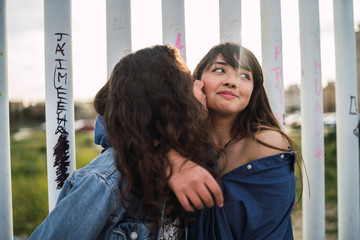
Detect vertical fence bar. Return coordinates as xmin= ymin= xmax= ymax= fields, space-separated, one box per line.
xmin=333 ymin=0 xmax=360 ymax=239
xmin=162 ymin=0 xmax=186 ymax=62
xmin=260 ymin=0 xmax=285 ymax=126
xmin=0 ymin=0 xmax=14 ymax=239
xmin=44 ymin=0 xmax=76 ymax=212
xmin=106 ymin=0 xmax=132 ymax=76
xmin=299 ymin=0 xmax=325 ymax=239
xmin=219 ymin=0 xmax=241 ymax=43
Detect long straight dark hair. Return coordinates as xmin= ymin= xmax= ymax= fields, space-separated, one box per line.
xmin=94 ymin=45 xmax=216 ymax=231
xmin=193 ymin=42 xmax=303 ymax=201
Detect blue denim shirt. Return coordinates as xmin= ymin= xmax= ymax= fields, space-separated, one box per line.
xmin=29 ymin=119 xmax=158 ymax=239
xmin=188 ymin=152 xmax=296 ymax=240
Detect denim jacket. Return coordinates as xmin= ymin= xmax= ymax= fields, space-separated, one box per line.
xmin=29 ymin=124 xmax=158 ymax=239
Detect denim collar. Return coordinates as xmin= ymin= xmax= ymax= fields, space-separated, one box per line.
xmin=94 ymin=115 xmax=111 ymax=150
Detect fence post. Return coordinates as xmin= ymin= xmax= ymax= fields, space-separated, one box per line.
xmin=106 ymin=0 xmax=132 ymax=76
xmin=162 ymin=0 xmax=186 ymax=62
xmin=44 ymin=0 xmax=76 ymax=212
xmin=333 ymin=0 xmax=360 ymax=239
xmin=219 ymin=0 xmax=242 ymax=43
xmin=0 ymin=0 xmax=14 ymax=239
xmin=299 ymin=0 xmax=325 ymax=238
xmin=260 ymin=0 xmax=285 ymax=126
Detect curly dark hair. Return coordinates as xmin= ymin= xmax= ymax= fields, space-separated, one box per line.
xmin=94 ymin=45 xmax=216 ymax=232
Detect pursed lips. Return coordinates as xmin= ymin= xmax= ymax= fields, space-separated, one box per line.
xmin=217 ymin=90 xmax=238 ymax=99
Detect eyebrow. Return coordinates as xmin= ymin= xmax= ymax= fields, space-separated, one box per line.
xmin=211 ymin=61 xmax=228 ymax=66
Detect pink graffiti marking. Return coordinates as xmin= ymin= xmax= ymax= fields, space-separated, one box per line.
xmin=315 ymin=118 xmax=322 ymax=137
xmin=314 ymin=144 xmax=324 ymax=160
xmin=314 ymin=61 xmax=321 ymax=96
xmin=314 ymin=60 xmax=321 ymax=74
xmin=273 ymin=111 xmax=284 ymax=126
xmin=270 ymin=66 xmax=284 ymax=105
xmin=175 ymin=33 xmax=184 ymax=58
xmin=315 ymin=77 xmax=322 ymax=96
xmin=275 ymin=45 xmax=282 ymax=61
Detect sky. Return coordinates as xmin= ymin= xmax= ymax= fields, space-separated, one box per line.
xmin=4 ymin=0 xmax=360 ymax=105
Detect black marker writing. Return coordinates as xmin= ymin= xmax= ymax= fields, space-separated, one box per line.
xmin=52 ymin=32 xmax=71 ymax=189
xmin=349 ymin=96 xmax=358 ymax=115
xmin=53 ymin=131 xmax=70 ymax=189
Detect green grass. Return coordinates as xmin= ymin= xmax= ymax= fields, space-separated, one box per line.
xmin=10 ymin=126 xmax=342 ymax=237
xmin=288 ymin=127 xmax=348 ymax=238
xmin=286 ymin=127 xmax=339 ymax=204
xmin=324 ymin=130 xmax=337 ymax=202
xmin=11 ymin=129 xmax=100 ymax=236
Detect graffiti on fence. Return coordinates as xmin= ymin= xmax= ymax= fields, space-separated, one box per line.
xmin=175 ymin=33 xmax=184 ymax=58
xmin=52 ymin=32 xmax=71 ymax=189
xmin=313 ymin=60 xmax=324 ymax=160
xmin=349 ymin=96 xmax=358 ymax=115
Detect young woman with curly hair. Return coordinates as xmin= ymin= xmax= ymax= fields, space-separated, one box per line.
xmin=29 ymin=45 xmax=221 ymax=240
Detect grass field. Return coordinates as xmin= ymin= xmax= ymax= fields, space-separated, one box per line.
xmin=287 ymin=127 xmax=340 ymax=239
xmin=10 ymin=126 xmax=341 ymax=238
xmin=11 ymin=128 xmax=101 ymax=236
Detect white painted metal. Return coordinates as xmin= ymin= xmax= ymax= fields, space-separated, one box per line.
xmin=260 ymin=0 xmax=285 ymax=126
xmin=162 ymin=0 xmax=187 ymax=61
xmin=44 ymin=0 xmax=76 ymax=212
xmin=0 ymin=0 xmax=14 ymax=239
xmin=106 ymin=0 xmax=132 ymax=75
xmin=333 ymin=0 xmax=360 ymax=239
xmin=299 ymin=0 xmax=325 ymax=239
xmin=219 ymin=0 xmax=241 ymax=43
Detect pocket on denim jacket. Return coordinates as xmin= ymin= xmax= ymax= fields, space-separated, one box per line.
xmin=112 ymin=221 xmax=155 ymax=240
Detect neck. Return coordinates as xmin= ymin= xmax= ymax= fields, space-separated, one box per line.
xmin=210 ymin=113 xmax=234 ymax=149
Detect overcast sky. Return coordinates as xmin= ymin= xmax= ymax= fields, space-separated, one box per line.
xmin=4 ymin=0 xmax=360 ymax=104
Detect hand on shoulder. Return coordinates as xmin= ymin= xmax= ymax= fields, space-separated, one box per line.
xmin=167 ymin=149 xmax=223 ymax=212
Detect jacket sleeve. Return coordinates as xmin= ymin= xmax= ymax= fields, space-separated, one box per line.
xmin=29 ymin=171 xmax=118 ymax=240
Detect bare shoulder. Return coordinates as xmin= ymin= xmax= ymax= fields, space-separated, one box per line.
xmin=249 ymin=129 xmax=289 ymax=160
xmin=255 ymin=129 xmax=288 ymax=149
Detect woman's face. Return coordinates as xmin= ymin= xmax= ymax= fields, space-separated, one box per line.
xmin=200 ymin=55 xmax=254 ymax=117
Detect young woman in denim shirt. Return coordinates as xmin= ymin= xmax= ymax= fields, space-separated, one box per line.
xmin=29 ymin=45 xmax=222 ymax=240
xmin=185 ymin=42 xmax=301 ymax=239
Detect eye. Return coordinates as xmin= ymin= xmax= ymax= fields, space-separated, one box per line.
xmin=213 ymin=68 xmax=225 ymax=73
xmin=239 ymin=73 xmax=250 ymax=80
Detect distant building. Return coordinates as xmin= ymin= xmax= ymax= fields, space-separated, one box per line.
xmin=74 ymin=101 xmax=97 ymax=120
xmin=283 ymin=26 xmax=360 ymax=115
xmin=323 ymin=81 xmax=336 ymax=113
xmin=284 ymin=82 xmax=335 ymax=114
xmin=9 ymin=100 xmax=97 ymax=127
xmin=9 ymin=101 xmax=24 ymax=126
xmin=9 ymin=101 xmax=24 ymax=113
xmin=284 ymin=84 xmax=300 ymax=113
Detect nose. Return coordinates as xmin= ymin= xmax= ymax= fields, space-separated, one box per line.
xmin=223 ymin=74 xmax=237 ymax=89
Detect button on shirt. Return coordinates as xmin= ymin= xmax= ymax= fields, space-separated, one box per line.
xmin=188 ymin=152 xmax=296 ymax=240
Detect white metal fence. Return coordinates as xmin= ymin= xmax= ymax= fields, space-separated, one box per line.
xmin=0 ymin=0 xmax=359 ymax=239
